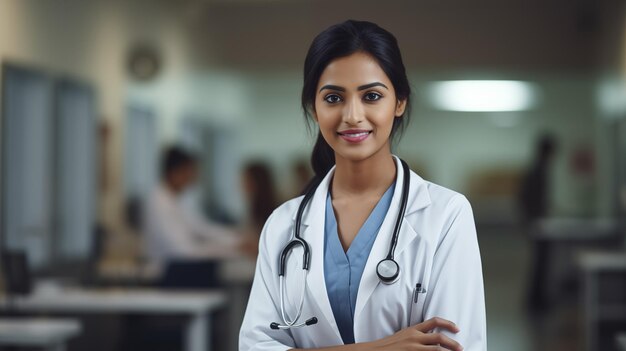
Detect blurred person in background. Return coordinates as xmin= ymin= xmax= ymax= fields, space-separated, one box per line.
xmin=519 ymin=134 xmax=557 ymax=224
xmin=291 ymin=158 xmax=313 ymax=197
xmin=518 ymin=134 xmax=558 ymax=312
xmin=142 ymin=145 xmax=244 ymax=274
xmin=239 ymin=161 xmax=280 ymax=258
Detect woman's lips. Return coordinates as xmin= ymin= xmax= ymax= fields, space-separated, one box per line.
xmin=337 ymin=129 xmax=372 ymax=143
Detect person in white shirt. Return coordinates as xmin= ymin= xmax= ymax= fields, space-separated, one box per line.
xmin=142 ymin=146 xmax=243 ymax=273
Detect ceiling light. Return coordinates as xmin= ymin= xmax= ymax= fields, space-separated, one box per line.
xmin=427 ymin=80 xmax=539 ymax=112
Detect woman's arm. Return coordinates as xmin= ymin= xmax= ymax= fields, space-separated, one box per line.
xmin=421 ymin=194 xmax=487 ymax=351
xmin=239 ymin=211 xmax=298 ymax=350
xmin=290 ymin=318 xmax=464 ymax=351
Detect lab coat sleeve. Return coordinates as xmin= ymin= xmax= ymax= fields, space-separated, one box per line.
xmin=239 ymin=210 xmax=297 ymax=351
xmin=422 ymin=194 xmax=487 ymax=351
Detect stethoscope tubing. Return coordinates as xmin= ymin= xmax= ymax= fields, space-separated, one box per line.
xmin=271 ymin=157 xmax=410 ymax=330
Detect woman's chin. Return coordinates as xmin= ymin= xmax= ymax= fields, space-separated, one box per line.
xmin=334 ymin=146 xmax=386 ymax=163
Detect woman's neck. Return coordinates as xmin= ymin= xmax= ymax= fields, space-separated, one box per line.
xmin=331 ymin=146 xmax=396 ymax=197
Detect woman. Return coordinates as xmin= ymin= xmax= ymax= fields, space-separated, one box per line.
xmin=239 ymin=161 xmax=280 ymax=257
xmin=239 ymin=20 xmax=486 ymax=350
xmin=242 ymin=161 xmax=280 ymax=234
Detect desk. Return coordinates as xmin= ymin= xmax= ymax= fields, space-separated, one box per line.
xmin=220 ymin=258 xmax=255 ymax=350
xmin=532 ymin=218 xmax=618 ymax=241
xmin=578 ymin=251 xmax=626 ymax=351
xmin=528 ymin=218 xmax=621 ymax=310
xmin=0 ymin=318 xmax=81 ymax=351
xmin=96 ymin=257 xmax=255 ymax=351
xmin=0 ymin=288 xmax=226 ymax=351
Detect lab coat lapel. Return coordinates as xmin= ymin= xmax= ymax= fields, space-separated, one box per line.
xmin=291 ymin=165 xmax=343 ymax=343
xmin=353 ymin=156 xmax=431 ymax=327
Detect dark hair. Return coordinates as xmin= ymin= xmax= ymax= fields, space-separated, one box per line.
xmin=301 ymin=20 xmax=412 ymax=183
xmin=161 ymin=145 xmax=197 ymax=178
xmin=243 ymin=161 xmax=278 ymax=232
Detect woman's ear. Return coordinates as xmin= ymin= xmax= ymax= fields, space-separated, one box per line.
xmin=395 ymin=99 xmax=407 ymax=117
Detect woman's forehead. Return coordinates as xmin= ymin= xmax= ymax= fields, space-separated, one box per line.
xmin=317 ymin=52 xmax=391 ymax=89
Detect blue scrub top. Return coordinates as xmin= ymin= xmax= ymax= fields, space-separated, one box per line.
xmin=324 ymin=180 xmax=396 ymax=344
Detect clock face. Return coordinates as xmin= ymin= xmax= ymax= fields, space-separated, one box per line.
xmin=128 ymin=45 xmax=161 ymax=81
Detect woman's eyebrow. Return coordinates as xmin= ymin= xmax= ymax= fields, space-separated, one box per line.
xmin=319 ymin=82 xmax=389 ymax=92
xmin=357 ymin=82 xmax=388 ymax=91
xmin=318 ymin=82 xmax=388 ymax=93
xmin=319 ymin=84 xmax=345 ymax=93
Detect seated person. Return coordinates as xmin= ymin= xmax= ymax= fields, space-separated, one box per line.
xmin=142 ymin=146 xmax=243 ymax=274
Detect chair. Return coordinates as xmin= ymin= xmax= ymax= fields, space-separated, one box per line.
xmin=1 ymin=250 xmax=32 ymax=296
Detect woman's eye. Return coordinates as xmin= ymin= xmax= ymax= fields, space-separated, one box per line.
xmin=364 ymin=92 xmax=382 ymax=101
xmin=324 ymin=94 xmax=342 ymax=103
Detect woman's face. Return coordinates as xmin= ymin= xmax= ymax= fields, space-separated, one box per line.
xmin=313 ymin=51 xmax=406 ymax=162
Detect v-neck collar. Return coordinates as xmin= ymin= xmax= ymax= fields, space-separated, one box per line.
xmin=325 ymin=181 xmax=396 ymax=260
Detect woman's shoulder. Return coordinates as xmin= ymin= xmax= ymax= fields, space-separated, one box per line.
xmin=413 ymin=177 xmax=477 ymax=247
xmin=256 ymin=195 xmax=306 ymax=256
xmin=273 ymin=194 xmax=306 ymax=218
xmin=416 ymin=175 xmax=473 ymax=215
xmin=260 ymin=195 xmax=305 ymax=234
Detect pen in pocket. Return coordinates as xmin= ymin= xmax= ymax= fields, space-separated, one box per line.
xmin=413 ymin=283 xmax=426 ymax=303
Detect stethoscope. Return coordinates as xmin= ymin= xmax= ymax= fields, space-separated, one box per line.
xmin=270 ymin=158 xmax=411 ymax=330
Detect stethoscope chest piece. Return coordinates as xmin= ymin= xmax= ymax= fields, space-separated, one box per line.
xmin=376 ymin=258 xmax=400 ymax=284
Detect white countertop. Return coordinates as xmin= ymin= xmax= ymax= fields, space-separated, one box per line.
xmin=1 ymin=287 xmax=227 ymax=315
xmin=0 ymin=318 xmax=81 ymax=346
xmin=578 ymin=251 xmax=626 ymax=271
xmin=532 ymin=217 xmax=619 ymax=240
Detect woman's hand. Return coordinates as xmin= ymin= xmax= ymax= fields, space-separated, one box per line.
xmin=289 ymin=317 xmax=463 ymax=351
xmin=365 ymin=317 xmax=463 ymax=351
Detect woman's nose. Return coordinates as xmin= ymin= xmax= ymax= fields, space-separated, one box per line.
xmin=342 ymin=97 xmax=364 ymax=125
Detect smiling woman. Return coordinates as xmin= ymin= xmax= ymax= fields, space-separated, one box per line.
xmin=239 ymin=20 xmax=487 ymax=351
xmin=312 ymin=52 xmax=406 ymax=173
xmin=300 ymin=23 xmax=412 ymax=181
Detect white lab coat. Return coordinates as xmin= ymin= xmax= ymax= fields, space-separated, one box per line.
xmin=143 ymin=183 xmax=241 ymax=273
xmin=239 ymin=155 xmax=487 ymax=350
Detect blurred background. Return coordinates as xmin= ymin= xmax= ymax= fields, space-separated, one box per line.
xmin=0 ymin=0 xmax=626 ymax=350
